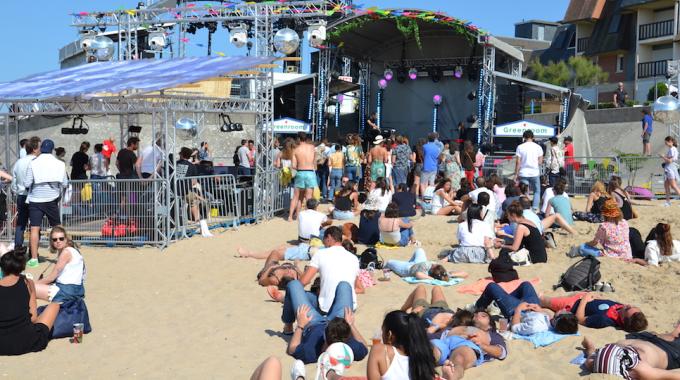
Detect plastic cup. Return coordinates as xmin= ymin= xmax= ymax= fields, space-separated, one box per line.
xmin=72 ymin=323 xmax=84 ymax=344
xmin=498 ymin=318 xmax=509 ymax=332
xmin=382 ymin=269 xmax=391 ymax=280
xmin=371 ymin=329 xmax=382 ymax=346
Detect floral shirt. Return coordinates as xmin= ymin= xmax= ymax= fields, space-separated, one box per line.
xmin=345 ymin=145 xmax=363 ymax=167
xmin=392 ymin=144 xmax=412 ymax=171
xmin=595 ymin=220 xmax=631 ymax=259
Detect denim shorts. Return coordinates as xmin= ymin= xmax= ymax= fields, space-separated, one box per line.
xmin=284 ymin=243 xmax=311 ymax=260
xmin=49 ymin=283 xmax=85 ymax=303
xmin=295 ymin=170 xmax=318 ymax=189
xmin=333 ymin=210 xmax=355 ymax=220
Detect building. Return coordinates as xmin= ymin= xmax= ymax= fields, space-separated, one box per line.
xmin=515 ymin=20 xmax=561 ymax=41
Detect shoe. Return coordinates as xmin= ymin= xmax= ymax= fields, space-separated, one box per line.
xmin=486 ymin=302 xmax=502 ymax=317
xmin=664 ymin=201 xmax=672 ymax=207
xmin=290 ymin=359 xmax=306 ymax=380
xmin=545 ymin=233 xmax=557 ymax=249
xmin=26 ymin=258 xmax=39 ymax=268
xmin=601 ymin=282 xmax=615 ymax=293
xmin=592 ymin=282 xmax=604 ymax=291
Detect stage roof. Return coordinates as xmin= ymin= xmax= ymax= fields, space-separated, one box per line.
xmin=494 ymin=71 xmax=571 ymax=96
xmin=0 ymin=56 xmax=275 ymax=102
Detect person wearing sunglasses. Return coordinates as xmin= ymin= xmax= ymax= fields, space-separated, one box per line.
xmin=33 ymin=226 xmax=85 ymax=303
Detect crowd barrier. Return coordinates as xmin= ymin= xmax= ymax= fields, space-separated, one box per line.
xmin=0 ymin=170 xmax=287 ymax=248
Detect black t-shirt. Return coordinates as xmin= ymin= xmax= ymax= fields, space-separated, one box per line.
xmin=456 ymin=188 xmax=471 ymax=201
xmin=392 ymin=192 xmax=417 ymax=217
xmin=116 ymin=148 xmax=138 ymax=178
xmin=175 ymin=159 xmax=198 ymax=179
xmin=70 ymin=151 xmax=90 ymax=179
xmin=357 ymin=211 xmax=380 ymax=245
xmin=614 ymin=89 xmax=627 ymax=107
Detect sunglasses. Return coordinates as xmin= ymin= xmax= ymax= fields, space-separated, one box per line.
xmin=51 ymin=236 xmax=66 ymax=242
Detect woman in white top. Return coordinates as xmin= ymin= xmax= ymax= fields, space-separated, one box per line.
xmin=35 ymin=226 xmax=85 ymax=302
xmin=634 ymin=223 xmax=680 ymax=266
xmin=367 ymin=310 xmax=436 ymax=380
xmin=661 ymin=136 xmax=680 ymax=207
xmin=369 ymin=177 xmax=394 ymax=213
xmin=379 ymin=203 xmax=416 ymax=247
xmin=448 ymin=204 xmax=496 ymax=263
xmin=431 ymin=178 xmax=462 ymax=216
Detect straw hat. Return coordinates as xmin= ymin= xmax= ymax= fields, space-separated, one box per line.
xmin=373 ymin=135 xmax=384 ymax=145
xmin=601 ymin=199 xmax=622 ymax=219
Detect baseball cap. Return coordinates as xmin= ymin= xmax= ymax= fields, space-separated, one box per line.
xmin=40 ymin=139 xmax=55 ymax=153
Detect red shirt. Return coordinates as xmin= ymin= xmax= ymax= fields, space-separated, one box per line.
xmin=564 ymin=143 xmax=574 ymax=166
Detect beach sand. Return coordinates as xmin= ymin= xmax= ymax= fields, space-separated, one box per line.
xmin=1 ymin=198 xmax=679 ymax=379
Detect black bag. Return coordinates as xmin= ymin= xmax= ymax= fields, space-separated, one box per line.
xmin=554 ymin=256 xmax=601 ymax=291
xmin=488 ymin=252 xmax=519 ymax=283
xmin=359 ymin=248 xmax=382 ymax=270
xmin=233 ymin=150 xmax=241 ymax=167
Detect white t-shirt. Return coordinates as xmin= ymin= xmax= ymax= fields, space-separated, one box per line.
xmin=238 ymin=146 xmax=251 ymax=168
xmin=457 ymin=219 xmax=495 ymax=247
xmin=516 ymin=141 xmax=544 ymax=178
xmin=309 ymin=246 xmax=359 ymax=312
xmin=140 ymin=145 xmax=164 ymax=175
xmin=469 ymin=188 xmax=497 ymax=215
xmin=667 ymin=146 xmax=679 ymax=164
xmin=645 ymin=240 xmax=680 ymax=266
xmin=298 ymin=209 xmax=327 ymax=240
xmin=369 ymin=189 xmax=393 ymax=212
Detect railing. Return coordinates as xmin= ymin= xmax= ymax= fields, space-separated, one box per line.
xmin=638 ymin=60 xmax=668 ymax=79
xmin=639 ymin=19 xmax=674 ymax=40
xmin=577 ymin=37 xmax=589 ymax=52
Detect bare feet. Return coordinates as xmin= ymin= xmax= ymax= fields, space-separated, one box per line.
xmin=235 ymin=247 xmax=251 ymax=258
xmin=441 ymin=360 xmax=458 ymax=380
xmin=266 ymin=286 xmax=284 ymax=303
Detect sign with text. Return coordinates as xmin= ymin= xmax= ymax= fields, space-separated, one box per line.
xmin=266 ymin=118 xmax=311 ymax=134
xmin=494 ymin=120 xmax=556 ymax=137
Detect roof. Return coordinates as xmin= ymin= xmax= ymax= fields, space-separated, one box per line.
xmin=514 ymin=19 xmax=561 ymax=26
xmin=536 ymin=24 xmax=576 ymax=64
xmin=563 ymin=0 xmax=606 ymax=23
xmin=274 ymin=73 xmax=316 ymax=89
xmin=620 ymin=0 xmax=674 ymax=9
xmin=493 ymin=71 xmax=571 ymax=96
xmin=0 ymin=56 xmax=275 ymax=102
xmin=584 ymin=0 xmax=636 ymax=55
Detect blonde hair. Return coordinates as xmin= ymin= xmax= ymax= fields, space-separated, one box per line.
xmin=591 ymin=181 xmax=606 ymax=194
xmin=49 ymin=225 xmax=78 ymax=253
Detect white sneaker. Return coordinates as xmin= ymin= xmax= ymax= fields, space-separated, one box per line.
xmin=664 ymin=201 xmax=672 ymax=207
xmin=291 ymin=359 xmax=306 ymax=380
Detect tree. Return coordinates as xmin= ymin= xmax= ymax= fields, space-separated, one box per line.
xmin=528 ymin=56 xmax=608 ymax=87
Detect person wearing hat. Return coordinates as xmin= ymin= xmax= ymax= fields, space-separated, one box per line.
xmin=22 ymin=139 xmax=69 ymax=268
xmin=583 ymin=198 xmax=632 ymax=260
xmin=546 ymin=136 xmax=564 ymax=188
xmin=367 ymin=135 xmax=388 ymax=186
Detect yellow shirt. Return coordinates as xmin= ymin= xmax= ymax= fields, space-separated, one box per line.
xmin=329 ymin=152 xmax=344 ymax=169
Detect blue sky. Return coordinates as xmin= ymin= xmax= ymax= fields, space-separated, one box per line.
xmin=0 ymin=0 xmax=569 ymax=82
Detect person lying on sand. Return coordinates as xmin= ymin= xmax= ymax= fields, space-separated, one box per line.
xmin=581 ymin=321 xmax=680 ymax=379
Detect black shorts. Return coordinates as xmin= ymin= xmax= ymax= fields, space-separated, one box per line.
xmin=627 ymin=332 xmax=680 ymax=370
xmin=28 ymin=199 xmax=61 ymax=227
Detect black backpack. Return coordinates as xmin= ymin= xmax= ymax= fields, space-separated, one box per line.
xmin=233 ymin=149 xmax=241 ymax=167
xmin=554 ymin=256 xmax=601 ymax=291
xmin=359 ymin=248 xmax=382 ymax=270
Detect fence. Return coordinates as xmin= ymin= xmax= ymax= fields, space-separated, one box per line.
xmin=1 ymin=170 xmax=287 ymax=248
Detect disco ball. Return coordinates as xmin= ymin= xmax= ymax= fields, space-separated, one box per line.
xmin=273 ymin=28 xmax=300 ymax=55
xmin=175 ymin=117 xmax=198 ymax=140
xmin=652 ymin=95 xmax=680 ymax=124
xmin=92 ymin=36 xmax=115 ymax=61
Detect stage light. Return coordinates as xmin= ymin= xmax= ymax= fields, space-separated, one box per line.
xmin=229 ymin=23 xmax=249 ymax=48
xmin=307 ymin=21 xmax=327 ymax=48
xmin=79 ymin=30 xmax=97 ymax=51
xmin=337 ymin=94 xmax=344 ymax=104
xmin=454 ymin=66 xmax=463 ymax=79
xmin=408 ymin=68 xmax=418 ymax=80
xmin=220 ymin=114 xmax=243 ymax=132
xmin=396 ymin=68 xmax=407 ymax=83
xmin=429 ymin=68 xmax=442 ymax=83
xmin=467 ymin=91 xmax=477 ymax=101
xmin=148 ymin=27 xmax=166 ymax=51
xmin=205 ymin=22 xmax=217 ymax=34
xmin=273 ymin=28 xmax=300 ymax=55
xmin=186 ymin=23 xmax=197 ymax=34
xmin=62 ymin=115 xmax=89 ymax=135
xmin=433 ymin=95 xmax=443 ymax=105
xmin=384 ymin=69 xmax=394 ymax=81
xmin=378 ymin=79 xmax=388 ymax=89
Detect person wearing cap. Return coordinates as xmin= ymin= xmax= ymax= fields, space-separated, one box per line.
xmin=367 ymin=135 xmax=388 ymax=186
xmin=583 ymin=198 xmax=632 ymax=260
xmin=545 ymin=136 xmax=564 ymax=188
xmin=22 ymin=139 xmax=69 ymax=268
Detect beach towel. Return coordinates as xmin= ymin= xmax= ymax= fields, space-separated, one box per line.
xmin=456 ymin=277 xmax=541 ymax=295
xmin=512 ymin=329 xmax=579 ymax=348
xmin=401 ymin=277 xmax=464 ymax=286
xmin=375 ymin=242 xmax=400 ymax=250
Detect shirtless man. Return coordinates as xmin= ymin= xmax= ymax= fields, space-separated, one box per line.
xmin=288 ymin=132 xmax=317 ymax=221
xmin=368 ymin=135 xmax=388 ymax=189
xmin=582 ymin=322 xmax=680 ymax=379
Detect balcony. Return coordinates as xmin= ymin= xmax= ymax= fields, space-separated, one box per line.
xmin=638 ymin=19 xmax=674 ymax=40
xmin=638 ymin=60 xmax=667 ymax=78
xmin=577 ymin=37 xmax=589 ymax=53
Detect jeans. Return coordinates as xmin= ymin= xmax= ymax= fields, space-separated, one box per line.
xmin=14 ymin=195 xmax=29 ymax=248
xmin=238 ymin=166 xmax=253 ymax=176
xmin=281 ymin=280 xmax=353 ymax=324
xmin=400 ymin=225 xmax=414 ymax=246
xmin=345 ymin=165 xmax=360 ymax=183
xmin=520 ymin=176 xmax=542 ymax=210
xmin=333 ymin=210 xmax=355 ymax=220
xmin=316 ymin=166 xmax=329 ymax=198
xmin=475 ymin=282 xmax=540 ymax=318
xmin=385 ymin=248 xmax=427 ymax=277
xmin=548 ymin=173 xmax=560 ymax=188
xmin=392 ymin=167 xmax=408 ymax=188
xmin=329 ymin=169 xmax=343 ymax=201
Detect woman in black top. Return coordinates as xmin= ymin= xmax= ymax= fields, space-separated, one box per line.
xmin=0 ymin=249 xmax=60 ymax=356
xmin=607 ymin=176 xmax=634 ymax=220
xmin=70 ymin=141 xmax=91 ymax=180
xmin=332 ymin=182 xmax=360 ymax=220
xmin=496 ymin=201 xmax=547 ymax=263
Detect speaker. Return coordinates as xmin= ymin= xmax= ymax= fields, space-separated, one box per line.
xmin=495 ymin=84 xmax=524 ymax=125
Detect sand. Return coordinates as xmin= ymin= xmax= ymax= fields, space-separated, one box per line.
xmin=1 ymin=198 xmax=679 ymax=379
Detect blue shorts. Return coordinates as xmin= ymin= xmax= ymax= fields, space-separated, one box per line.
xmin=431 ymin=335 xmax=484 ymax=367
xmin=333 ymin=210 xmax=355 ymax=220
xmin=284 ymin=243 xmax=311 ymax=260
xmin=295 ymin=170 xmax=318 ymax=189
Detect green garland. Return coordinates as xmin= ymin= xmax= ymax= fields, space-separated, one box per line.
xmin=395 ymin=17 xmax=421 ymax=49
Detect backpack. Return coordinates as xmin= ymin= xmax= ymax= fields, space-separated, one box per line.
xmin=359 ymin=248 xmax=382 ymax=270
xmin=554 ymin=256 xmax=601 ymax=291
xmin=233 ymin=149 xmax=241 ymax=167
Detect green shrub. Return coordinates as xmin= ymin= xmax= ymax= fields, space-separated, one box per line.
xmin=648 ymin=82 xmax=668 ymax=101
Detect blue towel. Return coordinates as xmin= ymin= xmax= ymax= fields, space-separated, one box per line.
xmin=401 ymin=277 xmax=464 ymax=286
xmin=512 ymin=328 xmax=579 ymax=348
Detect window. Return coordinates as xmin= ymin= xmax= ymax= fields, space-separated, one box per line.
xmin=537 ymin=25 xmax=545 ymax=41
xmin=608 ymin=14 xmax=621 ymax=33
xmin=616 ymin=54 xmax=625 ymax=73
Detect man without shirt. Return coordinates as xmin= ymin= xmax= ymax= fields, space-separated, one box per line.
xmin=288 ymin=132 xmax=318 ymax=222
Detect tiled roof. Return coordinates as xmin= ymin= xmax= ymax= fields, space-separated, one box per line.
xmin=563 ymin=0 xmax=606 ymax=23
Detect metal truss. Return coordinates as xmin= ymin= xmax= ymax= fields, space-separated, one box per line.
xmin=315 ymin=47 xmax=332 ymax=141
xmin=358 ymin=61 xmax=370 ymax=135
xmin=383 ymin=56 xmax=483 ymax=70
xmin=479 ymin=44 xmax=496 ymax=145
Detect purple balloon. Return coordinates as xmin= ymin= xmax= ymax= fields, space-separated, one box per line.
xmin=337 ymin=94 xmax=344 ymax=103
xmin=433 ymin=94 xmax=442 ymax=105
xmin=378 ymin=79 xmax=388 ymax=89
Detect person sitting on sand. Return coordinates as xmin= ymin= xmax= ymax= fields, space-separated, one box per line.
xmin=581 ymin=321 xmax=680 ymax=379
xmin=545 ymin=179 xmax=574 ymax=226
xmin=331 ymin=181 xmax=360 ymax=220
xmin=633 ymin=223 xmax=680 ymax=266
xmin=34 ymin=226 xmax=85 ymax=302
xmin=391 ymin=183 xmax=417 ymax=218
xmin=465 ymin=177 xmax=497 ymax=221
xmin=540 ymin=292 xmax=647 ymax=333
xmin=0 ymin=248 xmax=60 ymax=356
xmin=494 ymin=201 xmax=547 ymax=263
xmin=447 ymin=204 xmax=496 ymax=263
xmin=368 ymin=177 xmax=393 ymax=213
xmin=574 ymin=181 xmax=609 ymax=223
xmin=298 ymin=199 xmax=332 ymax=242
xmin=431 ymin=178 xmax=461 ymax=216
xmin=608 ymin=175 xmax=634 ymax=220
xmin=385 ymin=249 xmax=466 ymax=281
xmin=473 ymin=281 xmax=578 ymax=336
xmin=357 ymin=199 xmax=381 ymax=246
xmin=379 ymin=203 xmax=417 ymax=247
xmin=367 ymin=310 xmax=437 ymax=380
xmin=518 ymin=196 xmax=576 ymax=235
xmin=582 ymin=198 xmax=632 ymax=260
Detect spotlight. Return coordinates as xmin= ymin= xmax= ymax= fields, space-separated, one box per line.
xmin=79 ymin=30 xmax=97 ymax=51
xmin=384 ymin=69 xmax=394 ymax=81
xmin=429 ymin=68 xmax=442 ymax=83
xmin=408 ymin=68 xmax=418 ymax=80
xmin=229 ymin=23 xmax=249 ymax=48
xmin=186 ymin=23 xmax=197 ymax=34
xmin=307 ymin=20 xmax=327 ymax=48
xmin=467 ymin=91 xmax=477 ymax=101
xmin=220 ymin=114 xmax=243 ymax=132
xmin=454 ymin=66 xmax=463 ymax=79
xmin=128 ymin=125 xmax=142 ymax=134
xmin=396 ymin=68 xmax=407 ymax=83
xmin=337 ymin=94 xmax=344 ymax=104
xmin=147 ymin=27 xmax=166 ymax=51
xmin=62 ymin=115 xmax=89 ymax=135
xmin=205 ymin=21 xmax=217 ymax=34
xmin=433 ymin=95 xmax=443 ymax=106
xmin=378 ymin=79 xmax=388 ymax=90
